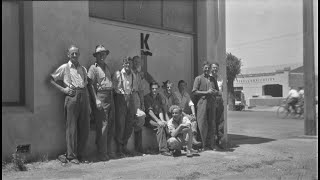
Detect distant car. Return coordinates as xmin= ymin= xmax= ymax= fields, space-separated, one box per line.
xmin=235 ymin=100 xmax=245 ymax=111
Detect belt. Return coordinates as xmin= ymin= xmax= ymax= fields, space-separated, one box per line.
xmin=72 ymin=87 xmax=86 ymax=90
xmin=97 ymin=87 xmax=113 ymax=91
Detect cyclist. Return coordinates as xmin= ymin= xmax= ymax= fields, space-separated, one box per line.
xmin=286 ymin=87 xmax=300 ymax=113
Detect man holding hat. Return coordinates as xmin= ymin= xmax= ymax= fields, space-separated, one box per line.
xmin=87 ymin=45 xmax=115 ymax=161
xmin=112 ymin=57 xmax=136 ymax=157
xmin=50 ymin=45 xmax=90 ymax=164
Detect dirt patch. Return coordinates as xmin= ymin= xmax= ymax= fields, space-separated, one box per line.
xmin=176 ymin=171 xmax=207 ymax=180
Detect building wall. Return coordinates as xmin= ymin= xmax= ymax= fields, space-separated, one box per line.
xmin=234 ymin=71 xmax=290 ymax=106
xmin=2 ymin=0 xmax=226 ymax=160
xmin=2 ymin=1 xmax=90 ymax=160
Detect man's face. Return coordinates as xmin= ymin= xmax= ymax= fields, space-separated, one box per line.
xmin=95 ymin=52 xmax=107 ymax=62
xmin=203 ymin=64 xmax=210 ymax=75
xmin=178 ymin=82 xmax=186 ymax=93
xmin=211 ymin=64 xmax=219 ymax=76
xmin=166 ymin=83 xmax=173 ymax=94
xmin=133 ymin=57 xmax=142 ymax=72
xmin=123 ymin=61 xmax=131 ymax=72
xmin=172 ymin=108 xmax=182 ymax=121
xmin=68 ymin=49 xmax=80 ymax=64
xmin=151 ymin=84 xmax=159 ymax=96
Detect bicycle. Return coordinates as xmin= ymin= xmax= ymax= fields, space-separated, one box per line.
xmin=277 ymin=99 xmax=304 ymax=119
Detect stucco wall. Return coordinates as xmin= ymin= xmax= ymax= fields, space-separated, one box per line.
xmin=2 ymin=1 xmax=90 ymax=160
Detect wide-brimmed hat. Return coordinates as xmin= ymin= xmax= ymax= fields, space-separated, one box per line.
xmin=93 ymin=45 xmax=110 ymax=57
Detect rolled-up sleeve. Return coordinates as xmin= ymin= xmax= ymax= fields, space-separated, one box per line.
xmin=192 ymin=76 xmax=200 ymax=93
xmin=87 ymin=65 xmax=95 ymax=81
xmin=51 ymin=64 xmax=66 ymax=81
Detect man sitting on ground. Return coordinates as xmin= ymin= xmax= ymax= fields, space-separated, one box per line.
xmin=167 ymin=105 xmax=198 ymax=157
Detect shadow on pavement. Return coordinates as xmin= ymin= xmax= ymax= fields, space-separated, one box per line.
xmin=226 ymin=134 xmax=276 ymax=152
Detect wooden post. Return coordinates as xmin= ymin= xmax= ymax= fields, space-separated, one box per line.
xmin=303 ymin=0 xmax=317 ymax=135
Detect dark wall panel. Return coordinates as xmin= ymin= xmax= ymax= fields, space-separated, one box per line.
xmin=89 ymin=0 xmax=124 ymax=20
xmin=124 ymin=0 xmax=162 ymax=27
xmin=163 ymin=0 xmax=194 ymax=33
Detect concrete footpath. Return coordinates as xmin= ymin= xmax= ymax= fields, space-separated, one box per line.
xmin=2 ymin=111 xmax=318 ymax=180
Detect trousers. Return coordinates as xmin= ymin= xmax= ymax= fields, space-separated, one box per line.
xmin=144 ymin=118 xmax=170 ymax=152
xmin=114 ymin=93 xmax=135 ymax=147
xmin=64 ymin=88 xmax=90 ymax=159
xmin=196 ymin=96 xmax=216 ymax=148
xmin=94 ymin=90 xmax=115 ymax=155
xmin=215 ymin=96 xmax=224 ymax=144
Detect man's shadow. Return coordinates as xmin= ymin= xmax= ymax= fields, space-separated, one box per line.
xmin=224 ymin=134 xmax=276 ymax=152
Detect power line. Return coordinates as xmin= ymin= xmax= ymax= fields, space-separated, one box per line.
xmin=228 ymin=32 xmax=303 ymax=49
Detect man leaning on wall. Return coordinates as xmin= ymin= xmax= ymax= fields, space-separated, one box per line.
xmin=49 ymin=45 xmax=90 ymax=164
xmin=87 ymin=45 xmax=116 ymax=161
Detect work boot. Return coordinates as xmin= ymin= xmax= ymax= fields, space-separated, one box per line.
xmin=192 ymin=133 xmax=202 ymax=147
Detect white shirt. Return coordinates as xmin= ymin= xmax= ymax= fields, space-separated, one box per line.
xmin=288 ymin=89 xmax=299 ymax=98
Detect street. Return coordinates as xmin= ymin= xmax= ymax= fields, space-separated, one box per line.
xmin=2 ymin=110 xmax=318 ymax=180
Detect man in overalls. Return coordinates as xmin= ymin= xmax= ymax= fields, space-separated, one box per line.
xmin=50 ymin=45 xmax=90 ymax=164
xmin=87 ymin=45 xmax=115 ymax=161
xmin=112 ymin=57 xmax=136 ymax=157
xmin=192 ymin=61 xmax=219 ymax=151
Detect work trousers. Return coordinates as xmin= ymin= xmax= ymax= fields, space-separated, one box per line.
xmin=215 ymin=96 xmax=224 ymax=145
xmin=131 ymin=92 xmax=145 ymax=152
xmin=114 ymin=93 xmax=135 ymax=148
xmin=144 ymin=118 xmax=170 ymax=152
xmin=196 ymin=96 xmax=216 ymax=149
xmin=94 ymin=90 xmax=115 ymax=155
xmin=64 ymin=88 xmax=90 ymax=160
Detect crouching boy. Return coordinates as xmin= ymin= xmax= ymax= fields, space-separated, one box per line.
xmin=167 ymin=105 xmax=198 ymax=157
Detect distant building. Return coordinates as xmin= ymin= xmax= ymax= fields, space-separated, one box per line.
xmin=234 ymin=63 xmax=318 ymax=106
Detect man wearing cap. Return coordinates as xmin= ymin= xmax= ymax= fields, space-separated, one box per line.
xmin=131 ymin=56 xmax=146 ymax=155
xmin=112 ymin=57 xmax=136 ymax=157
xmin=50 ymin=45 xmax=90 ymax=164
xmin=87 ymin=45 xmax=115 ymax=161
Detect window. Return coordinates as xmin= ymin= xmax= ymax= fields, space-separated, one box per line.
xmin=2 ymin=1 xmax=24 ymax=106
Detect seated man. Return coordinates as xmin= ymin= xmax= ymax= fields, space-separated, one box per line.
xmin=144 ymin=81 xmax=172 ymax=156
xmin=167 ymin=105 xmax=197 ymax=157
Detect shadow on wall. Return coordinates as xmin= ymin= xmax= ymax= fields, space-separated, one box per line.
xmin=226 ymin=134 xmax=275 ymax=152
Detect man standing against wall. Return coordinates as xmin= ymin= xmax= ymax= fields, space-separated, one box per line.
xmin=160 ymin=80 xmax=179 ymax=121
xmin=131 ymin=56 xmax=146 ymax=155
xmin=87 ymin=45 xmax=115 ymax=161
xmin=210 ymin=62 xmax=225 ymax=150
xmin=113 ymin=57 xmax=136 ymax=157
xmin=144 ymin=82 xmax=172 ymax=156
xmin=174 ymin=80 xmax=201 ymax=147
xmin=192 ymin=61 xmax=219 ymax=151
xmin=50 ymin=45 xmax=90 ymax=164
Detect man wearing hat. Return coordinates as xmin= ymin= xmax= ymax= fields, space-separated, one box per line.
xmin=87 ymin=45 xmax=115 ymax=161
xmin=50 ymin=45 xmax=90 ymax=164
xmin=112 ymin=57 xmax=136 ymax=157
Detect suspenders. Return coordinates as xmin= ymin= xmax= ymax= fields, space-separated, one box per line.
xmin=65 ymin=62 xmax=87 ymax=89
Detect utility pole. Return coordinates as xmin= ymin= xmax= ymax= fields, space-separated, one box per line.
xmin=303 ymin=0 xmax=317 ymax=135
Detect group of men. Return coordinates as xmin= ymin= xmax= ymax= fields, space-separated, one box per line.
xmin=286 ymin=87 xmax=304 ymax=113
xmin=50 ymin=44 xmax=225 ymax=164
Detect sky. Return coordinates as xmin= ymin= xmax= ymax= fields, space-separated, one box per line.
xmin=226 ymin=0 xmax=318 ymax=74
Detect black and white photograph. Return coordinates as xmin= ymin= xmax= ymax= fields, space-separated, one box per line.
xmin=2 ymin=0 xmax=318 ymax=179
